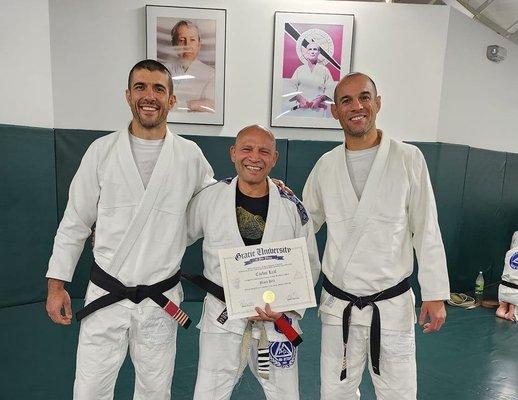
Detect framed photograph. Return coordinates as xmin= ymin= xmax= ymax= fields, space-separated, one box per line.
xmin=146 ymin=5 xmax=226 ymax=125
xmin=271 ymin=12 xmax=354 ymax=129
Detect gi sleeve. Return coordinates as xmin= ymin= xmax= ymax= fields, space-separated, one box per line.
xmin=290 ymin=203 xmax=322 ymax=319
xmin=192 ymin=144 xmax=216 ymax=195
xmin=46 ymin=142 xmax=100 ymax=282
xmin=302 ymin=163 xmax=326 ymax=233
xmin=186 ymin=189 xmax=206 ymax=247
xmin=409 ymin=148 xmax=450 ymax=301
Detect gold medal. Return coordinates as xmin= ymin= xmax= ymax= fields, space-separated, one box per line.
xmin=263 ymin=290 xmax=275 ymax=304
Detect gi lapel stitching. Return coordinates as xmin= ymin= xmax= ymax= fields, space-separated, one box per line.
xmin=330 ymin=132 xmax=391 ymax=288
xmin=105 ymin=129 xmax=174 ymax=277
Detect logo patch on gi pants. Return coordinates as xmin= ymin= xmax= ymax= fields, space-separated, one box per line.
xmin=510 ymin=252 xmax=518 ymax=270
xmin=269 ymin=341 xmax=296 ymax=368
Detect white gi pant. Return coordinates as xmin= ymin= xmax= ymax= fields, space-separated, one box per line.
xmin=321 ymin=323 xmax=416 ymax=400
xmin=74 ymin=303 xmax=178 ymax=400
xmin=193 ymin=330 xmax=299 ymax=400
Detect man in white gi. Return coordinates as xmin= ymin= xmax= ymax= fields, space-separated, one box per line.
xmin=45 ymin=59 xmax=214 ymax=399
xmin=302 ymin=72 xmax=450 ymax=400
xmin=186 ymin=125 xmax=321 ymax=400
xmin=169 ymin=20 xmax=215 ymax=113
xmin=496 ymin=231 xmax=518 ymax=321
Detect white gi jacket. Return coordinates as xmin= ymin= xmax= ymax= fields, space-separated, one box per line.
xmin=303 ymin=132 xmax=450 ymax=331
xmin=46 ymin=127 xmax=214 ymax=308
xmin=499 ymin=232 xmax=518 ymax=306
xmin=287 ymin=63 xmax=333 ymax=117
xmin=169 ymin=59 xmax=215 ymax=110
xmin=187 ymin=177 xmax=321 ymax=340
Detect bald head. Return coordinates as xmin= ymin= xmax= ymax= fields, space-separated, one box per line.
xmin=235 ymin=124 xmax=276 ymax=150
xmin=333 ymin=72 xmax=377 ymax=105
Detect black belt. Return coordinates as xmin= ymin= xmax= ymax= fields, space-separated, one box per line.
xmin=182 ymin=272 xmax=303 ymax=346
xmin=76 ymin=263 xmax=191 ymax=328
xmin=322 ymin=274 xmax=411 ymax=380
xmin=501 ymin=280 xmax=518 ymax=290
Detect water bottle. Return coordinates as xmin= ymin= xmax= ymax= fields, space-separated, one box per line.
xmin=475 ymin=271 xmax=484 ymax=304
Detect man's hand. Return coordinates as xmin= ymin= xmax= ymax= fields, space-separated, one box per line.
xmin=271 ymin=178 xmax=293 ymax=195
xmin=187 ymin=99 xmax=215 ymax=113
xmin=310 ymin=95 xmax=329 ymax=109
xmin=419 ymin=300 xmax=446 ymax=333
xmin=249 ymin=304 xmax=282 ymax=322
xmin=46 ymin=278 xmax=73 ymax=325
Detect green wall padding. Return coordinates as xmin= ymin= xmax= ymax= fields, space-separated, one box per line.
xmin=457 ymin=148 xmax=507 ymax=292
xmin=5 ymin=126 xmax=518 ymax=307
xmin=0 ymin=124 xmax=57 ymax=307
xmin=414 ymin=143 xmax=470 ymax=296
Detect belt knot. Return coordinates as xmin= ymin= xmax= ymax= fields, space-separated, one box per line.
xmin=126 ymin=284 xmax=149 ymax=304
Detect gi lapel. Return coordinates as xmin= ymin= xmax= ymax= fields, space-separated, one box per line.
xmin=261 ymin=178 xmax=280 ymax=244
xmin=228 ymin=177 xmax=246 ymax=247
xmin=105 ymin=128 xmax=174 ymax=277
xmin=331 ymin=132 xmax=391 ymax=286
xmin=117 ymin=128 xmax=145 ymax=199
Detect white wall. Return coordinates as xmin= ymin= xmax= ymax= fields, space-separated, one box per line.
xmin=0 ymin=0 xmax=54 ymax=128
xmin=437 ymin=8 xmax=518 ymax=153
xmin=48 ymin=0 xmax=449 ymax=142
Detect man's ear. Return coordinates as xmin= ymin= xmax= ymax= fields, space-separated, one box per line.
xmin=375 ymin=95 xmax=381 ymax=112
xmin=168 ymin=94 xmax=176 ymax=110
xmin=330 ymin=103 xmax=339 ymax=120
xmin=125 ymin=89 xmax=131 ymax=106
xmin=272 ymin=150 xmax=279 ymax=168
xmin=229 ymin=145 xmax=236 ymax=163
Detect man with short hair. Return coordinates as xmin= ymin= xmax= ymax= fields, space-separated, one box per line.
xmin=169 ymin=20 xmax=215 ymax=112
xmin=45 ymin=59 xmax=214 ymax=399
xmin=186 ymin=124 xmax=321 ymax=400
xmin=303 ymin=72 xmax=450 ymax=399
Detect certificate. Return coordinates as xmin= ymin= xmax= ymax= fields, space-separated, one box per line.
xmin=218 ymin=237 xmax=317 ymax=320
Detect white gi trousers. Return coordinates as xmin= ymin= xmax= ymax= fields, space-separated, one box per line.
xmin=193 ymin=331 xmax=299 ymax=400
xmin=74 ymin=303 xmax=178 ymax=400
xmin=321 ymin=323 xmax=416 ymax=400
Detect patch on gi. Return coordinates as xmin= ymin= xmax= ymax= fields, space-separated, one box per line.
xmin=221 ymin=177 xmax=233 ymax=185
xmin=269 ymin=341 xmax=296 ymax=368
xmin=217 ymin=308 xmax=228 ymax=325
xmin=277 ymin=188 xmax=309 ymax=226
xmin=274 ymin=314 xmax=292 ymax=334
xmin=510 ymin=252 xmax=518 ymax=270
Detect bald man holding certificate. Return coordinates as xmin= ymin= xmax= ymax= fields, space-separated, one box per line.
xmin=185 ymin=124 xmax=320 ymax=400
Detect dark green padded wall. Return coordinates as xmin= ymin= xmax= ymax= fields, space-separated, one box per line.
xmin=427 ymin=143 xmax=469 ymax=290
xmin=54 ymin=130 xmax=288 ymax=300
xmin=0 ymin=124 xmax=57 ymax=307
xmin=17 ymin=128 xmax=516 ymax=305
xmin=457 ymin=149 xmax=507 ymax=292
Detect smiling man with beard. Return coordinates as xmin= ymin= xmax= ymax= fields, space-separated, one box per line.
xmin=45 ymin=59 xmax=214 ymax=400
xmin=303 ymin=72 xmax=450 ymax=400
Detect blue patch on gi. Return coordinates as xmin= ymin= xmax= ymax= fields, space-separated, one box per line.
xmin=269 ymin=341 xmax=296 ymax=368
xmin=277 ymin=188 xmax=309 ymax=226
xmin=274 ymin=314 xmax=292 ymax=334
xmin=510 ymin=252 xmax=518 ymax=270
